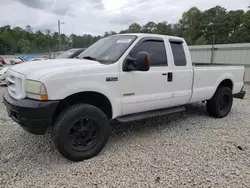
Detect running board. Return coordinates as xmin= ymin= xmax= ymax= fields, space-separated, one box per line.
xmin=116 ymin=106 xmax=185 ymax=123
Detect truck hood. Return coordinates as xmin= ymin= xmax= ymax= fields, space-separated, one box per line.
xmin=10 ymin=59 xmax=103 ymax=80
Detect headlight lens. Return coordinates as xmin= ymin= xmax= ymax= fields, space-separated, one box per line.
xmin=26 ymin=80 xmax=48 ymax=100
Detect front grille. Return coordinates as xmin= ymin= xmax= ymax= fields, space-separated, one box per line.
xmin=6 ymin=69 xmax=26 ymax=100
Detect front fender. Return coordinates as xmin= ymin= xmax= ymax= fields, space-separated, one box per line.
xmin=47 ymin=80 xmax=121 ymax=119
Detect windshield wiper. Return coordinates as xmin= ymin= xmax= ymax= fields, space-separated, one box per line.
xmin=82 ymin=56 xmax=97 ymax=61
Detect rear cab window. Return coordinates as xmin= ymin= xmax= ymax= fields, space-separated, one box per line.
xmin=130 ymin=38 xmax=168 ymax=66
xmin=170 ymin=40 xmax=187 ymax=66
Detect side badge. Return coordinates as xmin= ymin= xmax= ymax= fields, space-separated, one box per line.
xmin=106 ymin=77 xmax=118 ymax=82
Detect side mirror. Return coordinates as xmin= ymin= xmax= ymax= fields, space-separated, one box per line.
xmin=135 ymin=52 xmax=150 ymax=71
xmin=123 ymin=52 xmax=150 ymax=72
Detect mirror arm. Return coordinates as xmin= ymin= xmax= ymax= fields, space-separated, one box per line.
xmin=127 ymin=62 xmax=136 ymax=71
xmin=123 ymin=56 xmax=136 ymax=72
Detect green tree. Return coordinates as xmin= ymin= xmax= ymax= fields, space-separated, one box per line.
xmin=142 ymin=22 xmax=157 ymax=33
xmin=153 ymin=21 xmax=172 ymax=35
xmin=172 ymin=23 xmax=183 ymax=37
xmin=201 ymin=6 xmax=229 ymax=44
xmin=194 ymin=36 xmax=207 ymax=45
xmin=179 ymin=7 xmax=202 ymax=45
xmin=104 ymin=31 xmax=116 ymax=37
xmin=227 ymin=10 xmax=244 ymax=43
xmin=239 ymin=10 xmax=250 ymax=42
xmin=0 ymin=25 xmax=11 ymax=32
xmin=17 ymin=39 xmax=31 ymax=53
xmin=25 ymin=25 xmax=33 ymax=33
xmin=127 ymin=23 xmax=142 ymax=33
xmin=0 ymin=35 xmax=11 ymax=54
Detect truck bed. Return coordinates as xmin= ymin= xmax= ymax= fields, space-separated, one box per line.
xmin=189 ymin=63 xmax=245 ymax=103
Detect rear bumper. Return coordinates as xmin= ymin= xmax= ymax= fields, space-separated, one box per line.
xmin=233 ymin=90 xmax=246 ymax=99
xmin=3 ymin=89 xmax=59 ymax=135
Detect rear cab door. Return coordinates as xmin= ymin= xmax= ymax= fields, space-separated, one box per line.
xmin=168 ymin=38 xmax=193 ymax=106
xmin=120 ymin=36 xmax=174 ymax=115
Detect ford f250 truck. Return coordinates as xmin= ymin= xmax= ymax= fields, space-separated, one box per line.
xmin=3 ymin=34 xmax=246 ymax=161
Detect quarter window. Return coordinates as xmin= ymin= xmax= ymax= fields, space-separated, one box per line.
xmin=170 ymin=42 xmax=187 ymax=66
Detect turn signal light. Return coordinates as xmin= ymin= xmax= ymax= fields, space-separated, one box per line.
xmin=40 ymin=94 xmax=48 ymax=101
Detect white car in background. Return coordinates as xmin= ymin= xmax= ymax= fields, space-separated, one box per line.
xmin=0 ymin=67 xmax=10 ymax=85
xmin=0 ymin=58 xmax=46 ymax=86
xmin=28 ymin=57 xmax=47 ymax=61
xmin=0 ymin=57 xmax=47 ymax=86
xmin=10 ymin=57 xmax=24 ymax=65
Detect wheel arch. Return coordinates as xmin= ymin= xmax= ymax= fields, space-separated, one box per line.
xmin=217 ymin=79 xmax=233 ymax=90
xmin=53 ymin=91 xmax=114 ymax=121
xmin=213 ymin=74 xmax=234 ymax=97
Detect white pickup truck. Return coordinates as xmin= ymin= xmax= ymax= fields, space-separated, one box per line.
xmin=3 ymin=34 xmax=246 ymax=161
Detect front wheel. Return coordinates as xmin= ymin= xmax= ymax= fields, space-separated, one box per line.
xmin=206 ymin=87 xmax=233 ymax=118
xmin=52 ymin=104 xmax=110 ymax=161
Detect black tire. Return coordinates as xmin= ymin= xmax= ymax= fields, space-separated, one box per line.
xmin=52 ymin=104 xmax=110 ymax=161
xmin=206 ymin=87 xmax=233 ymax=118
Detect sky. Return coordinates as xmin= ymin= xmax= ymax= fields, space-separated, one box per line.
xmin=0 ymin=0 xmax=249 ymax=36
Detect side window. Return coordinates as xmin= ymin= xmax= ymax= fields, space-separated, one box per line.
xmin=170 ymin=42 xmax=187 ymax=66
xmin=130 ymin=40 xmax=167 ymax=66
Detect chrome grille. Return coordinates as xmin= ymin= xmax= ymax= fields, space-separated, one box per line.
xmin=6 ymin=69 xmax=26 ymax=100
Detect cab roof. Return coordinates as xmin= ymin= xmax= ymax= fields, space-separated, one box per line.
xmin=114 ymin=33 xmax=184 ymax=42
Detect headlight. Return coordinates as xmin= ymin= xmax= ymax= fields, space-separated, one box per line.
xmin=26 ymin=80 xmax=48 ymax=100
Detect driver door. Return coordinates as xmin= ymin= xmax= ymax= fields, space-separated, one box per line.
xmin=120 ymin=37 xmax=173 ymax=115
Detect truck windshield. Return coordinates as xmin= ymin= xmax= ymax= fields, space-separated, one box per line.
xmin=78 ymin=35 xmax=137 ymax=64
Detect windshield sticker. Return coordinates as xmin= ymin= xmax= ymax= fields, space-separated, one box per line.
xmin=116 ymin=39 xmax=132 ymax=43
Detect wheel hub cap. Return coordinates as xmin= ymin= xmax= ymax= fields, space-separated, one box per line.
xmin=68 ymin=118 xmax=99 ymax=150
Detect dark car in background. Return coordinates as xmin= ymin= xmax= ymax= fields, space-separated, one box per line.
xmin=56 ymin=48 xmax=86 ymax=59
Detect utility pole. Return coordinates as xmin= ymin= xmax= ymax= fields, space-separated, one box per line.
xmin=58 ymin=20 xmax=61 ymax=52
xmin=58 ymin=20 xmax=65 ymax=52
xmin=208 ymin=22 xmax=215 ymax=64
xmin=210 ymin=34 xmax=215 ymax=64
xmin=71 ymin=24 xmax=74 ymax=48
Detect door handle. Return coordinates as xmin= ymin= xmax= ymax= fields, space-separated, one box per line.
xmin=162 ymin=73 xmax=167 ymax=76
xmin=168 ymin=72 xmax=173 ymax=82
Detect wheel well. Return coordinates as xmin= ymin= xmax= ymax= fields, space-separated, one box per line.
xmin=53 ymin=92 xmax=113 ymax=121
xmin=218 ymin=79 xmax=233 ymax=90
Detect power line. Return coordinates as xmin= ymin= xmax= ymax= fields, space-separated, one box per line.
xmin=99 ymin=0 xmax=147 ymax=15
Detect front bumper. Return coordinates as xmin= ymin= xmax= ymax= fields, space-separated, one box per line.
xmin=3 ymin=89 xmax=59 ymax=135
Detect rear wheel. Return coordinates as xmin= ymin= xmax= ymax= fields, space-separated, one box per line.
xmin=206 ymin=87 xmax=233 ymax=118
xmin=52 ymin=104 xmax=110 ymax=161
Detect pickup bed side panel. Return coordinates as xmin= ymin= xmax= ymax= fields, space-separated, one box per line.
xmin=189 ymin=66 xmax=244 ymax=103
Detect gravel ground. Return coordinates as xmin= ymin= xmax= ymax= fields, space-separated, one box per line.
xmin=0 ymin=86 xmax=250 ymax=188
